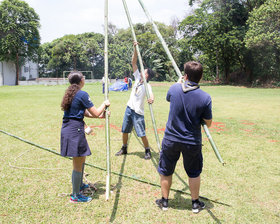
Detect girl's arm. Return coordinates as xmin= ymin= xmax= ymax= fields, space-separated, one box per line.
xmin=84 ymin=100 xmax=110 ymax=118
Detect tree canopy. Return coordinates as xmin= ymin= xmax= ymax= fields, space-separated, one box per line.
xmin=1 ymin=0 xmax=279 ymax=85
xmin=0 ymin=0 xmax=40 ymax=85
xmin=39 ymin=22 xmax=179 ymax=81
xmin=245 ymin=0 xmax=280 ymax=81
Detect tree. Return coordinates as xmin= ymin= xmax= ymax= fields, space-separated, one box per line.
xmin=108 ymin=22 xmax=179 ymax=81
xmin=39 ymin=33 xmax=104 ymax=78
xmin=38 ymin=22 xmax=181 ymax=81
xmin=245 ymin=0 xmax=280 ymax=81
xmin=180 ymin=0 xmax=248 ymax=81
xmin=0 ymin=0 xmax=40 ymax=85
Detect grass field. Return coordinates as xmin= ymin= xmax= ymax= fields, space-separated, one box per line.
xmin=0 ymin=83 xmax=279 ymax=223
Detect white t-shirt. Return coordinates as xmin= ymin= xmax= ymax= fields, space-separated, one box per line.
xmin=127 ymin=69 xmax=152 ymax=116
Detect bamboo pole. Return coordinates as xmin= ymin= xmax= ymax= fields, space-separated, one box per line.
xmin=1 ymin=129 xmax=230 ymax=206
xmin=104 ymin=0 xmax=111 ymax=201
xmin=202 ymin=124 xmax=225 ymax=165
xmin=137 ymin=0 xmax=224 ymax=165
xmin=122 ymin=0 xmax=161 ymax=152
xmin=137 ymin=0 xmax=182 ymax=79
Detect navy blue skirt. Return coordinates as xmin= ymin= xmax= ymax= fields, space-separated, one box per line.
xmin=60 ymin=119 xmax=91 ymax=157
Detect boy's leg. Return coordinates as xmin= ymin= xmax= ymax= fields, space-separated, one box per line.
xmin=156 ymin=139 xmax=180 ymax=210
xmin=189 ymin=175 xmax=200 ymax=200
xmin=156 ymin=174 xmax=172 ymax=211
xmin=116 ymin=107 xmax=133 ymax=156
xmin=160 ymin=174 xmax=172 ymax=199
xmin=132 ymin=113 xmax=151 ymax=159
xmin=141 ymin=136 xmax=151 ymax=159
xmin=189 ymin=176 xmax=205 ymax=213
xmin=182 ymin=144 xmax=205 ymax=213
xmin=115 ymin=132 xmax=128 ymax=156
xmin=123 ymin=132 xmax=129 ymax=145
xmin=141 ymin=135 xmax=149 ymax=148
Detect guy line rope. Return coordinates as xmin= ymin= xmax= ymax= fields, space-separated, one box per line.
xmin=0 ymin=129 xmax=229 ymax=206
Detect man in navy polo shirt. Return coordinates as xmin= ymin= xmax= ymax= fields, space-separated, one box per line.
xmin=156 ymin=61 xmax=212 ymax=213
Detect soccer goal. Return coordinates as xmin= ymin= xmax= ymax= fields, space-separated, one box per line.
xmin=63 ymin=71 xmax=93 ymax=83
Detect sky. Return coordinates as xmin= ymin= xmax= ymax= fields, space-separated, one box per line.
xmin=0 ymin=0 xmax=194 ymax=43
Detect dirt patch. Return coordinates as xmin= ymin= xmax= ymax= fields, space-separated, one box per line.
xmin=157 ymin=128 xmax=165 ymax=133
xmin=110 ymin=124 xmax=122 ymax=132
xmin=89 ymin=124 xmax=104 ymax=129
xmin=269 ymin=139 xmax=278 ymax=143
xmin=241 ymin=120 xmax=255 ymax=125
xmin=209 ymin=122 xmax=226 ymax=132
xmin=86 ymin=122 xmax=227 ymax=136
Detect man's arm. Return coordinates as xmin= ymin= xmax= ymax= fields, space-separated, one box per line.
xmin=203 ymin=119 xmax=212 ymax=128
xmin=147 ymin=84 xmax=154 ymax=104
xmin=132 ymin=41 xmax=138 ymax=72
xmin=147 ymin=92 xmax=154 ymax=104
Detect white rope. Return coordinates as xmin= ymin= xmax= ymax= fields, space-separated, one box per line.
xmin=9 ymin=148 xmax=65 ymax=170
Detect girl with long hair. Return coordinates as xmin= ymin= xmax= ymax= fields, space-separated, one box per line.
xmin=60 ymin=71 xmax=110 ymax=203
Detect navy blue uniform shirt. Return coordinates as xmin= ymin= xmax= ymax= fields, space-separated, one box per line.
xmin=64 ymin=90 xmax=94 ymax=120
xmin=164 ymin=83 xmax=212 ymax=145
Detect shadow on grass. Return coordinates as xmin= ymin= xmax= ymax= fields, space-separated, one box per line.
xmin=121 ymin=131 xmax=230 ymax=214
xmin=130 ymin=132 xmax=190 ymax=192
xmin=109 ymin=155 xmax=127 ymax=223
xmin=126 ymin=151 xmax=159 ymax=161
xmin=172 ymin=192 xmax=222 ymax=224
xmin=90 ymin=182 xmax=106 ymax=200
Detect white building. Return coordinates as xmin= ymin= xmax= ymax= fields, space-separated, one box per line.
xmin=0 ymin=60 xmax=38 ymax=86
xmin=20 ymin=61 xmax=39 ymax=81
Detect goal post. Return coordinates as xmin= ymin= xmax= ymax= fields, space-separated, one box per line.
xmin=63 ymin=71 xmax=93 ymax=83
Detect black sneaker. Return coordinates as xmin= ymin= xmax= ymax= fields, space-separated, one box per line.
xmin=144 ymin=149 xmax=151 ymax=160
xmin=156 ymin=198 xmax=168 ymax=211
xmin=192 ymin=199 xmax=205 ymax=213
xmin=115 ymin=146 xmax=127 ymax=156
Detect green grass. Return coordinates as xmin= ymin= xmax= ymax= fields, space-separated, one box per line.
xmin=0 ymin=83 xmax=279 ymax=223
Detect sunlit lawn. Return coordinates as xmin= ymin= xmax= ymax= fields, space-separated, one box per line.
xmin=0 ymin=83 xmax=279 ymax=223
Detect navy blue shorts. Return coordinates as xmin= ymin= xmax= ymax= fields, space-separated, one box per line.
xmin=60 ymin=119 xmax=91 ymax=157
xmin=158 ymin=138 xmax=203 ymax=178
xmin=121 ymin=106 xmax=146 ymax=137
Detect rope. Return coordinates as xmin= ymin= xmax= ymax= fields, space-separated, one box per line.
xmin=0 ymin=129 xmax=230 ymax=206
xmin=9 ymin=148 xmax=64 ymax=170
xmin=0 ymin=129 xmax=185 ymax=193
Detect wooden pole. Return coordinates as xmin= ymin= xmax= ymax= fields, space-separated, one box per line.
xmin=104 ymin=0 xmax=111 ymax=200
xmin=122 ymin=0 xmax=161 ymax=152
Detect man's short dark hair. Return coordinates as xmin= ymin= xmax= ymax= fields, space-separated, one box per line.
xmin=184 ymin=61 xmax=203 ymax=83
xmin=146 ymin=68 xmax=154 ymax=82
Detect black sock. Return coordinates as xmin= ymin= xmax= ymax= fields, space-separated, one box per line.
xmin=192 ymin=199 xmax=199 ymax=204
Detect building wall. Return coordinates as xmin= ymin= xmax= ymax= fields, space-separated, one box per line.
xmin=0 ymin=60 xmax=39 ymax=86
xmin=20 ymin=61 xmax=39 ymax=80
xmin=0 ymin=61 xmax=16 ymax=86
xmin=0 ymin=62 xmax=3 ymax=86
